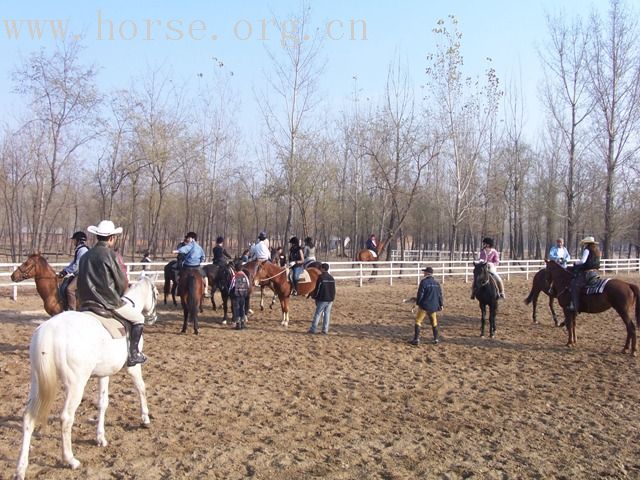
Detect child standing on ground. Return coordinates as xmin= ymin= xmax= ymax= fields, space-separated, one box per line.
xmin=229 ymin=261 xmax=250 ymax=330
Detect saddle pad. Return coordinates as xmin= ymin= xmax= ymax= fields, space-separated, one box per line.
xmin=288 ymin=269 xmax=312 ymax=284
xmin=585 ymin=278 xmax=610 ymax=296
xmin=83 ymin=312 xmax=127 ymax=339
xmin=299 ymin=270 xmax=311 ymax=284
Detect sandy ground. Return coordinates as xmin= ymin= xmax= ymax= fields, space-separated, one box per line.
xmin=1 ymin=275 xmax=640 ymax=479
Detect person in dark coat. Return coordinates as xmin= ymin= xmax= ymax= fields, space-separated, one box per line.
xmin=409 ymin=266 xmax=444 ymax=345
xmin=307 ymin=263 xmax=336 ymax=334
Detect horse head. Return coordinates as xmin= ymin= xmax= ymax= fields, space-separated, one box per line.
xmin=127 ymin=276 xmax=158 ymax=325
xmin=11 ymin=253 xmax=41 ymax=282
xmin=473 ymin=260 xmax=490 ymax=288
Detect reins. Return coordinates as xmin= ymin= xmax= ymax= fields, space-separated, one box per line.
xmin=257 ymin=267 xmax=287 ymax=283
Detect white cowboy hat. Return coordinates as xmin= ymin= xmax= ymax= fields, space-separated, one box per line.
xmin=87 ymin=220 xmax=123 ymax=236
xmin=579 ymin=236 xmax=598 ymax=245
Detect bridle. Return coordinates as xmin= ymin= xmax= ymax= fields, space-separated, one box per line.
xmin=15 ymin=261 xmax=36 ymax=281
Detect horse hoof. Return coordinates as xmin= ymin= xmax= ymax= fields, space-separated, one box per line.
xmin=69 ymin=458 xmax=81 ymax=470
xmin=222 ymin=320 xmax=227 ymax=325
xmin=180 ymin=329 xmax=187 ymax=334
xmin=194 ymin=330 xmax=199 ymax=335
xmin=97 ymin=437 xmax=108 ymax=447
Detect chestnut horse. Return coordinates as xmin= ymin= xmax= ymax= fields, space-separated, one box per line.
xmin=252 ymin=261 xmax=322 ymax=327
xmin=356 ymin=239 xmax=386 ymax=262
xmin=178 ymin=268 xmax=204 ymax=334
xmin=545 ymin=260 xmax=640 ymax=355
xmin=524 ymin=268 xmax=559 ymax=326
xmin=11 ymin=253 xmax=64 ymax=316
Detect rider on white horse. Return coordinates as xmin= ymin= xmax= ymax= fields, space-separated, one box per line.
xmin=77 ymin=220 xmax=148 ymax=366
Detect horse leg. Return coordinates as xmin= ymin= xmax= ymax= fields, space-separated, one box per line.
xmin=15 ymin=404 xmax=38 ymax=480
xmin=531 ymin=290 xmax=539 ymax=324
xmin=181 ymin=304 xmax=188 ymax=333
xmin=280 ymin=298 xmax=289 ymax=327
xmin=61 ymin=381 xmax=89 ymax=469
xmin=490 ymin=304 xmax=497 ymax=338
xmin=126 ymin=364 xmax=151 ymax=424
xmin=221 ymin=293 xmax=228 ymax=325
xmin=96 ymin=376 xmax=110 ymax=447
xmin=480 ymin=304 xmax=486 ymax=337
xmin=549 ymin=297 xmax=559 ymax=327
xmin=260 ymin=286 xmax=265 ymax=311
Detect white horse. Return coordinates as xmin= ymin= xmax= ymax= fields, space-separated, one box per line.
xmin=14 ymin=276 xmax=158 ymax=480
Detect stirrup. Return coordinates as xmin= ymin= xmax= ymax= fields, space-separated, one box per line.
xmin=127 ymin=352 xmax=147 ymax=367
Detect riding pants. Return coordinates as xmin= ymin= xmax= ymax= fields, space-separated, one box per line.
xmin=114 ymin=297 xmax=145 ymax=324
xmin=487 ymin=264 xmax=505 ymax=295
xmin=415 ymin=307 xmax=438 ymax=328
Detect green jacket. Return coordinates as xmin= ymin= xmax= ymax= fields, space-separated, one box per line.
xmin=77 ymin=241 xmax=127 ymax=310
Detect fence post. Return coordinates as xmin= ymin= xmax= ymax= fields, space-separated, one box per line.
xmin=359 ymin=263 xmax=363 ymax=287
xmin=389 ymin=262 xmax=393 ymax=286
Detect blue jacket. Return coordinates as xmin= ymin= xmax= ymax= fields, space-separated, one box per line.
xmin=178 ymin=241 xmax=205 ymax=267
xmin=416 ymin=275 xmax=443 ymax=313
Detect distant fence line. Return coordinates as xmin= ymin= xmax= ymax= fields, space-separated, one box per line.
xmin=2 ymin=258 xmax=639 ymax=301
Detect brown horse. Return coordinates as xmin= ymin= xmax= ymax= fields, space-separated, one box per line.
xmin=252 ymin=261 xmax=322 ymax=327
xmin=178 ymin=268 xmax=204 ymax=334
xmin=524 ymin=268 xmax=559 ymax=326
xmin=545 ymin=260 xmax=640 ymax=355
xmin=11 ymin=253 xmax=64 ymax=316
xmin=356 ymin=239 xmax=386 ymax=262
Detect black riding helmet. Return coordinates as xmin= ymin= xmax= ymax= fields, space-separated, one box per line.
xmin=71 ymin=231 xmax=87 ymax=242
xmin=482 ymin=237 xmax=494 ymax=247
xmin=258 ymin=231 xmax=267 ymax=241
xmin=216 ymin=236 xmax=224 ymax=243
xmin=289 ymin=236 xmax=299 ymax=246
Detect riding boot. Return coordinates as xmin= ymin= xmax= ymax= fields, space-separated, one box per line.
xmin=432 ymin=326 xmax=440 ymax=345
xmin=408 ymin=324 xmax=420 ymax=345
xmin=291 ymin=282 xmax=298 ymax=296
xmin=568 ymin=287 xmax=580 ymax=312
xmin=127 ymin=324 xmax=147 ymax=367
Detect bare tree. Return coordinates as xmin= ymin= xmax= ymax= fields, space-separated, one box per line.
xmin=258 ymin=1 xmax=325 ymax=242
xmin=539 ymin=11 xmax=594 ymax=251
xmin=425 ymin=16 xmax=502 ymax=257
xmin=12 ymin=42 xmax=101 ymax=251
xmin=587 ymin=0 xmax=640 ymax=257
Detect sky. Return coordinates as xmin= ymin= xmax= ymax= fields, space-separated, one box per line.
xmin=0 ymin=0 xmax=611 ymax=148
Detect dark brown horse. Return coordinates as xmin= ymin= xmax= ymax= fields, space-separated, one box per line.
xmin=545 ymin=260 xmax=640 ymax=355
xmin=524 ymin=268 xmax=559 ymax=326
xmin=252 ymin=261 xmax=322 ymax=326
xmin=163 ymin=260 xmax=179 ymax=306
xmin=178 ymin=268 xmax=204 ymax=334
xmin=11 ymin=253 xmax=63 ymax=316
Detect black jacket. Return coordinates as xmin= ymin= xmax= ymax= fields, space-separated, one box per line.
xmin=77 ymin=241 xmax=127 ymax=310
xmin=416 ymin=275 xmax=443 ymax=313
xmin=312 ymin=271 xmax=336 ymax=302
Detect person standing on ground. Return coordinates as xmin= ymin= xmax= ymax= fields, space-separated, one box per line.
xmin=409 ymin=266 xmax=444 ymax=346
xmin=308 ymin=263 xmax=336 ymax=334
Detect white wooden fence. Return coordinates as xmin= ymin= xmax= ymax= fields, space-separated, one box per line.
xmin=2 ymin=258 xmax=638 ymax=300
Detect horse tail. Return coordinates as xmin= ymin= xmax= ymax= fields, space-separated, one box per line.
xmin=188 ymin=274 xmax=198 ymax=319
xmin=27 ymin=326 xmax=58 ymax=426
xmin=524 ymin=284 xmax=536 ymax=305
xmin=631 ymin=283 xmax=640 ymax=328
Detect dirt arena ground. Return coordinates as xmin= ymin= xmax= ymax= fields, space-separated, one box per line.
xmin=1 ymin=274 xmax=640 ymax=479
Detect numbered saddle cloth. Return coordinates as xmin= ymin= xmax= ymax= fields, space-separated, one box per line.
xmin=584 ymin=277 xmax=610 ymax=296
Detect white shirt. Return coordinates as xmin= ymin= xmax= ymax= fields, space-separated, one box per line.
xmin=251 ymin=240 xmax=270 ymax=261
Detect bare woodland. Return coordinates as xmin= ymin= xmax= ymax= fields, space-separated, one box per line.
xmin=1 ymin=1 xmax=639 ymax=263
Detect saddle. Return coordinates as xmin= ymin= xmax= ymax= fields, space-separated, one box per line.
xmin=288 ymin=268 xmax=311 ymax=284
xmin=79 ymin=303 xmax=129 ymax=339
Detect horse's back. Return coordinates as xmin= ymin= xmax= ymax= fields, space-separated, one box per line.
xmin=34 ymin=312 xmax=128 ymax=378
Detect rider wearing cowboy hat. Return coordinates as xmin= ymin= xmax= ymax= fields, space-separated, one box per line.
xmin=567 ymin=236 xmax=601 ymax=312
xmin=77 ymin=220 xmax=148 ymax=366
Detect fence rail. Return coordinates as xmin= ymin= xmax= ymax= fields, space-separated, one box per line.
xmin=2 ymin=258 xmax=639 ymax=301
